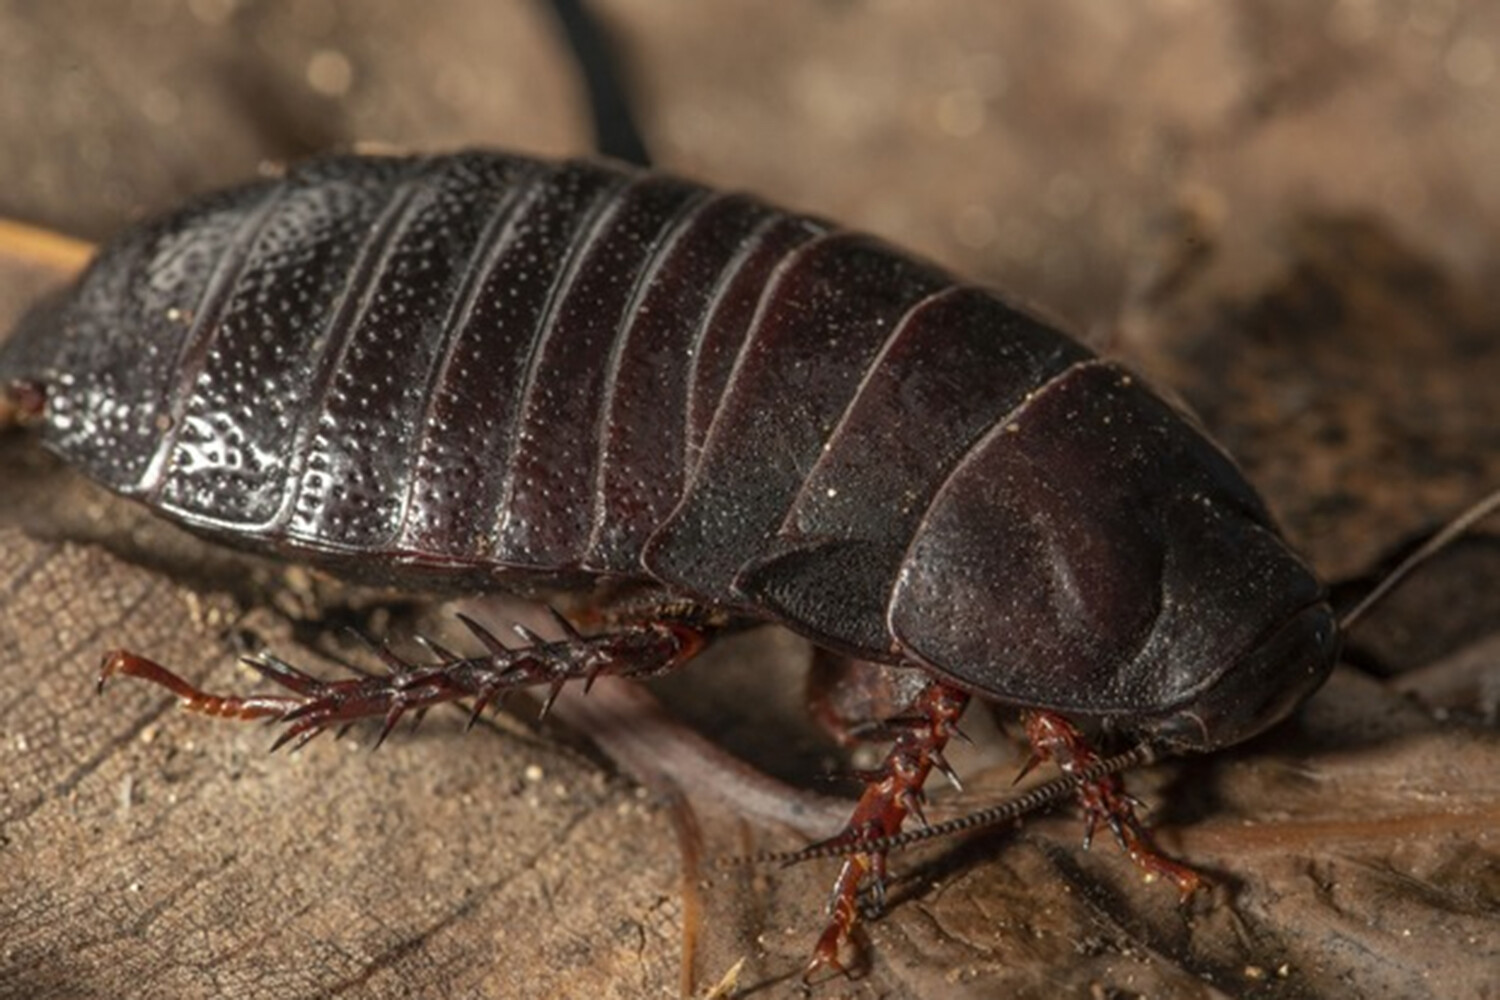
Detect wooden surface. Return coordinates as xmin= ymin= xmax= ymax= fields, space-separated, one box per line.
xmin=2 ymin=3 xmax=1499 ymax=998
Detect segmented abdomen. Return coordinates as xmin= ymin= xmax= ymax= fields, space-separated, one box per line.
xmin=64 ymin=152 xmax=1093 ymax=657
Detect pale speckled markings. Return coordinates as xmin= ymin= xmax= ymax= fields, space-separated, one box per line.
xmin=681 ymin=212 xmax=831 ymax=466
xmin=733 ymin=287 xmax=1093 ymax=655
xmin=392 ymin=161 xmax=554 ymax=564
xmin=393 ymin=160 xmax=624 ymax=569
xmin=581 ymin=192 xmax=783 ymax=574
xmin=159 ymin=164 xmax=408 ymax=529
xmin=642 ymin=231 xmax=950 ymax=603
xmin=282 ymin=166 xmax=448 ymax=549
xmin=278 ymin=157 xmax=547 ymax=556
xmin=140 ymin=182 xmax=287 ymax=502
xmin=488 ymin=168 xmax=630 ymax=567
xmin=390 ymin=159 xmax=545 ymax=558
xmin=492 ymin=173 xmax=704 ymax=570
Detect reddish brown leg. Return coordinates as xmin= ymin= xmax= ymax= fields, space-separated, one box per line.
xmin=98 ymin=607 xmax=712 ymax=750
xmin=802 ymin=679 xmax=970 ymax=981
xmin=1021 ymin=711 xmax=1202 ymax=897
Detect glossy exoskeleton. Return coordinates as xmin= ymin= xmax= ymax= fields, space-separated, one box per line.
xmin=0 ymin=150 xmax=1339 ymax=974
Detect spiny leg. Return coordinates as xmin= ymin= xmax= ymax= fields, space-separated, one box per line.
xmin=98 ymin=605 xmax=714 ymax=751
xmin=803 ymin=678 xmax=970 ymax=981
xmin=1020 ymin=710 xmax=1202 ymax=897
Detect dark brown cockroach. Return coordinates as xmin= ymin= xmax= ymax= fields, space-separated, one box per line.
xmin=0 ymin=150 xmax=1338 ymax=976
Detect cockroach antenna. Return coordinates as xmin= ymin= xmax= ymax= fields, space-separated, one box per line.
xmin=731 ymin=742 xmax=1157 ymax=866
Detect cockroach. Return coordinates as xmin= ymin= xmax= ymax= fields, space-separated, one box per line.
xmin=0 ymin=149 xmax=1342 ymax=977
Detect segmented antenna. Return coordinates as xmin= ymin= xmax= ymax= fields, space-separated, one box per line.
xmin=1338 ymin=486 xmax=1500 ymax=631
xmin=734 ymin=741 xmax=1157 ymax=866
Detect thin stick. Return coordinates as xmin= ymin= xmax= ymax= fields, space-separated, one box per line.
xmin=0 ymin=217 xmax=95 ymax=275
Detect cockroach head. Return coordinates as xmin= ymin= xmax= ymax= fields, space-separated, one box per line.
xmin=1140 ymin=600 xmax=1339 ymax=753
xmin=884 ymin=364 xmax=1340 ymax=756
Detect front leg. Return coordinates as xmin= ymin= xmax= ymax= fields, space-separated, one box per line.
xmin=1022 ymin=711 xmax=1202 ymax=897
xmin=803 ymin=678 xmax=970 ymax=980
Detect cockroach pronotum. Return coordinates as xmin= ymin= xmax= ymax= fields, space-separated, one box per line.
xmin=0 ymin=149 xmax=1348 ymax=976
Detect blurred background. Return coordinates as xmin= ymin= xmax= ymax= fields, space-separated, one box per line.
xmin=1 ymin=3 xmax=1498 ymax=998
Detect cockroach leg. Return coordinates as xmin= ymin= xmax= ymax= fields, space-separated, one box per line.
xmin=98 ymin=608 xmax=713 ymax=752
xmin=99 ymin=650 xmax=302 ymax=721
xmin=803 ymin=679 xmax=970 ymax=982
xmin=1022 ymin=711 xmax=1203 ymax=898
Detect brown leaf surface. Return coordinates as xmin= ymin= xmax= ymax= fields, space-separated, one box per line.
xmin=2 ymin=3 xmax=1499 ymax=999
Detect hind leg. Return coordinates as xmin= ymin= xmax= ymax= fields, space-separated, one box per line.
xmin=98 ymin=602 xmax=716 ymax=750
xmin=1020 ymin=711 xmax=1202 ymax=897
